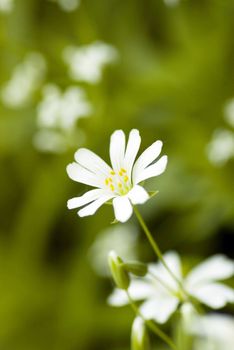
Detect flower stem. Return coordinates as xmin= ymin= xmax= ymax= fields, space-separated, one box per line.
xmin=126 ymin=291 xmax=178 ymax=350
xmin=133 ymin=206 xmax=185 ymax=293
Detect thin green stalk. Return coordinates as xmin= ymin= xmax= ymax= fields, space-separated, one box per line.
xmin=133 ymin=206 xmax=185 ymax=293
xmin=126 ymin=291 xmax=178 ymax=350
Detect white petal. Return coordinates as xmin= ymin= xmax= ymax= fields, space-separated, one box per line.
xmin=133 ymin=155 xmax=168 ymax=185
xmin=128 ymin=185 xmax=149 ymax=205
xmin=66 ymin=162 xmax=101 ymax=187
xmin=149 ymin=251 xmax=182 ymax=292
xmin=108 ymin=280 xmax=154 ymax=306
xmin=140 ymin=296 xmax=179 ymax=324
xmin=67 ymin=189 xmax=105 ymax=209
xmin=75 ymin=148 xmax=112 ymax=178
xmin=109 ymin=130 xmax=126 ymax=172
xmin=132 ymin=140 xmax=163 ymax=183
xmin=113 ymin=196 xmax=133 ymax=223
xmin=124 ymin=129 xmax=141 ymax=177
xmin=185 ymin=255 xmax=234 ymax=289
xmin=189 ymin=283 xmax=234 ymax=309
xmin=78 ymin=195 xmax=114 ymax=217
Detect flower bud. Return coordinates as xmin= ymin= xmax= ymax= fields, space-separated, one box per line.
xmin=108 ymin=251 xmax=130 ymax=290
xmin=131 ymin=317 xmax=150 ymax=350
xmin=123 ymin=261 xmax=147 ymax=277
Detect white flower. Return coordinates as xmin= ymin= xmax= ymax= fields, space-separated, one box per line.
xmin=55 ymin=0 xmax=80 ymax=12
xmin=89 ymin=224 xmax=138 ymax=276
xmin=66 ymin=129 xmax=168 ymax=223
xmin=0 ymin=0 xmax=14 ymax=13
xmin=63 ymin=41 xmax=118 ymax=84
xmin=108 ymin=252 xmax=234 ymax=324
xmin=37 ymin=84 xmax=92 ymax=130
xmin=164 ymin=0 xmax=180 ymax=7
xmin=190 ymin=314 xmax=234 ymax=350
xmin=206 ymin=129 xmax=234 ymax=166
xmin=1 ymin=53 xmax=46 ymax=108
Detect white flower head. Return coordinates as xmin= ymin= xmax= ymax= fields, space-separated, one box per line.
xmin=89 ymin=224 xmax=138 ymax=276
xmin=37 ymin=84 xmax=92 ymax=131
xmin=67 ymin=129 xmax=168 ymax=223
xmin=0 ymin=0 xmax=14 ymax=13
xmin=108 ymin=252 xmax=234 ymax=324
xmin=190 ymin=314 xmax=234 ymax=350
xmin=56 ymin=0 xmax=80 ymax=12
xmin=206 ymin=129 xmax=234 ymax=166
xmin=63 ymin=41 xmax=118 ymax=84
xmin=1 ymin=52 xmax=46 ymax=108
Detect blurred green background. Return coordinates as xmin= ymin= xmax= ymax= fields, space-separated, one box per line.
xmin=0 ymin=0 xmax=234 ymax=349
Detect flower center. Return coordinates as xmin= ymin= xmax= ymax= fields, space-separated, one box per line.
xmin=104 ymin=168 xmax=132 ymax=195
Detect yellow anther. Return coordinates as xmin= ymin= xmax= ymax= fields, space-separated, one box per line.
xmin=105 ymin=178 xmax=109 ymax=185
xmin=121 ymin=168 xmax=127 ymax=173
xmin=119 ymin=171 xmax=123 ymax=176
xmin=109 ymin=177 xmax=113 ymax=183
xmin=110 ymin=184 xmax=115 ymax=191
xmin=118 ymin=183 xmax=123 ymax=188
xmin=110 ymin=170 xmax=115 ymax=175
xmin=124 ymin=176 xmax=129 ymax=183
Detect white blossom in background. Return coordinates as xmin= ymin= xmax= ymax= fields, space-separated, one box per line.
xmin=49 ymin=0 xmax=80 ymax=12
xmin=164 ymin=0 xmax=180 ymax=7
xmin=34 ymin=84 xmax=90 ymax=153
xmin=89 ymin=225 xmax=139 ymax=277
xmin=1 ymin=53 xmax=46 ymax=108
xmin=0 ymin=0 xmax=14 ymax=13
xmin=67 ymin=129 xmax=168 ymax=222
xmin=63 ymin=41 xmax=118 ymax=84
xmin=108 ymin=252 xmax=234 ymax=324
xmin=206 ymin=129 xmax=234 ymax=166
xmin=37 ymin=84 xmax=92 ymax=130
xmin=224 ymin=99 xmax=234 ymax=128
xmin=191 ymin=314 xmax=234 ymax=350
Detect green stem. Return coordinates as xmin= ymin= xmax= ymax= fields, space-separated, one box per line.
xmin=126 ymin=291 xmax=178 ymax=350
xmin=133 ymin=206 xmax=185 ymax=293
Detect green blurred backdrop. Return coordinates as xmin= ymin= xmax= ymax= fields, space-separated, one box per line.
xmin=0 ymin=0 xmax=233 ymax=349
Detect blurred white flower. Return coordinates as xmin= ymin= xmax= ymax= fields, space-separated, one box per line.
xmin=67 ymin=129 xmax=168 ymax=222
xmin=50 ymin=0 xmax=80 ymax=12
xmin=108 ymin=252 xmax=234 ymax=324
xmin=0 ymin=0 xmax=14 ymax=13
xmin=164 ymin=0 xmax=179 ymax=7
xmin=37 ymin=84 xmax=92 ymax=130
xmin=206 ymin=129 xmax=234 ymax=166
xmin=63 ymin=41 xmax=118 ymax=84
xmin=191 ymin=314 xmax=234 ymax=350
xmin=1 ymin=52 xmax=46 ymax=108
xmin=89 ymin=224 xmax=138 ymax=277
xmin=33 ymin=129 xmax=68 ymax=154
xmin=224 ymin=99 xmax=234 ymax=128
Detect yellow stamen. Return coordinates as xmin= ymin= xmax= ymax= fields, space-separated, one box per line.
xmin=110 ymin=170 xmax=115 ymax=175
xmin=110 ymin=184 xmax=115 ymax=191
xmin=124 ymin=175 xmax=129 ymax=183
xmin=121 ymin=168 xmax=127 ymax=173
xmin=109 ymin=177 xmax=113 ymax=183
xmin=105 ymin=178 xmax=109 ymax=185
xmin=118 ymin=183 xmax=123 ymax=188
xmin=119 ymin=171 xmax=123 ymax=176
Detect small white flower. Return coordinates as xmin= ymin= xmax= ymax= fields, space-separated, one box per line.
xmin=206 ymin=129 xmax=234 ymax=166
xmin=164 ymin=0 xmax=180 ymax=7
xmin=55 ymin=0 xmax=80 ymax=12
xmin=89 ymin=224 xmax=138 ymax=277
xmin=108 ymin=252 xmax=234 ymax=324
xmin=190 ymin=314 xmax=234 ymax=350
xmin=0 ymin=0 xmax=14 ymax=13
xmin=66 ymin=129 xmax=168 ymax=223
xmin=1 ymin=52 xmax=46 ymax=108
xmin=63 ymin=41 xmax=118 ymax=84
xmin=37 ymin=84 xmax=92 ymax=130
